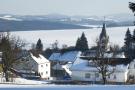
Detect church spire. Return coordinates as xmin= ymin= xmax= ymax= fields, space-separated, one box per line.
xmin=100 ymin=22 xmax=107 ymax=40
xmin=99 ymin=22 xmax=109 ymax=51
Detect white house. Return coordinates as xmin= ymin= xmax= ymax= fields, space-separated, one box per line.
xmin=29 ymin=53 xmax=51 ymax=79
xmin=14 ymin=53 xmax=51 ymax=80
xmin=128 ymin=59 xmax=135 ymax=79
xmin=70 ymin=52 xmax=130 ymax=83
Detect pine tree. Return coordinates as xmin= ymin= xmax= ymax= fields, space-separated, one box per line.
xmin=75 ymin=37 xmax=81 ymax=50
xmin=129 ymin=2 xmax=135 ymax=25
xmin=124 ymin=28 xmax=131 ymax=48
xmin=133 ymin=29 xmax=135 ymax=39
xmin=129 ymin=2 xmax=135 ymax=12
xmin=131 ymin=29 xmax=135 ymax=59
xmin=36 ymin=38 xmax=43 ymax=53
xmin=124 ymin=28 xmax=132 ymax=58
xmin=80 ymin=32 xmax=89 ymax=51
xmin=75 ymin=32 xmax=89 ymax=51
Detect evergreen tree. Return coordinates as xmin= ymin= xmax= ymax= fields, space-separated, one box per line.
xmin=131 ymin=29 xmax=135 ymax=59
xmin=124 ymin=28 xmax=131 ymax=47
xmin=129 ymin=2 xmax=135 ymax=12
xmin=129 ymin=2 xmax=135 ymax=59
xmin=75 ymin=32 xmax=89 ymax=51
xmin=75 ymin=37 xmax=81 ymax=50
xmin=129 ymin=2 xmax=135 ymax=25
xmin=36 ymin=38 xmax=43 ymax=53
xmin=133 ymin=29 xmax=135 ymax=39
xmin=124 ymin=28 xmax=132 ymax=58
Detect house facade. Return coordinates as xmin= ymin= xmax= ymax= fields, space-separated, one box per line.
xmin=14 ymin=53 xmax=51 ymax=80
xmin=70 ymin=53 xmax=129 ymax=83
xmin=29 ymin=54 xmax=51 ymax=79
xmin=128 ymin=59 xmax=135 ymax=81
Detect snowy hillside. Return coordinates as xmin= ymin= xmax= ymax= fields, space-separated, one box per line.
xmin=0 ymin=15 xmax=22 ymax=21
xmin=11 ymin=26 xmax=135 ymax=49
xmin=0 ymin=13 xmax=134 ymax=31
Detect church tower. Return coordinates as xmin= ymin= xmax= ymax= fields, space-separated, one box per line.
xmin=98 ymin=23 xmax=109 ymax=52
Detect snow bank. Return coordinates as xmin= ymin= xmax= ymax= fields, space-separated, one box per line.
xmin=0 ymin=78 xmax=48 ymax=85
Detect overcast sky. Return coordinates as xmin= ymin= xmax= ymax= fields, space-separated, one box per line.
xmin=0 ymin=0 xmax=134 ymax=16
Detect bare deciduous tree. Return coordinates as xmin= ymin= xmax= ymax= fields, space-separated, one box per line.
xmin=0 ymin=32 xmax=25 ymax=82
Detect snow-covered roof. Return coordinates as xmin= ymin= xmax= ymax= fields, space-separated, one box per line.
xmin=70 ymin=57 xmax=128 ymax=72
xmin=70 ymin=57 xmax=98 ymax=71
xmin=104 ymin=52 xmax=125 ymax=58
xmin=49 ymin=51 xmax=81 ymax=62
xmin=49 ymin=53 xmax=61 ymax=61
xmin=82 ymin=50 xmax=96 ymax=57
xmin=31 ymin=53 xmax=50 ymax=64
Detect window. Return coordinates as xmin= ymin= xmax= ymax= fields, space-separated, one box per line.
xmin=95 ymin=73 xmax=99 ymax=78
xmin=114 ymin=75 xmax=116 ymax=79
xmin=41 ymin=65 xmax=43 ymax=67
xmin=41 ymin=72 xmax=43 ymax=75
xmin=46 ymin=64 xmax=48 ymax=67
xmin=46 ymin=71 xmax=48 ymax=74
xmin=85 ymin=73 xmax=91 ymax=78
xmin=108 ymin=75 xmax=110 ymax=79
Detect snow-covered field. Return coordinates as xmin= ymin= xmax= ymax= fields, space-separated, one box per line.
xmin=0 ymin=84 xmax=135 ymax=90
xmin=11 ymin=26 xmax=135 ymax=49
xmin=0 ymin=78 xmax=48 ymax=85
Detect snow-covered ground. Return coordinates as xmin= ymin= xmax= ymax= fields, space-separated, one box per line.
xmin=11 ymin=26 xmax=135 ymax=49
xmin=0 ymin=84 xmax=135 ymax=90
xmin=0 ymin=78 xmax=48 ymax=85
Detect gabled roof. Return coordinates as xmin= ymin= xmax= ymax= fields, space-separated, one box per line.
xmin=49 ymin=51 xmax=81 ymax=62
xmin=70 ymin=57 xmax=93 ymax=71
xmin=70 ymin=57 xmax=129 ymax=72
xmin=31 ymin=53 xmax=50 ymax=64
xmin=49 ymin=53 xmax=61 ymax=61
